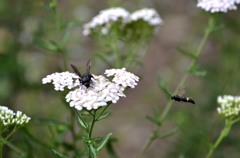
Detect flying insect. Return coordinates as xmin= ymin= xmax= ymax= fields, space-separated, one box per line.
xmin=159 ymin=82 xmax=195 ymax=104
xmin=171 ymin=95 xmax=195 ymax=104
xmin=71 ymin=60 xmax=93 ymax=88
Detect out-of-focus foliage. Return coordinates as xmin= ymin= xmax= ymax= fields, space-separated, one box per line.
xmin=1 ymin=0 xmax=240 ymax=157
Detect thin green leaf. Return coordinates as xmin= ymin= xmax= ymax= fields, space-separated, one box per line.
xmin=61 ymin=20 xmax=82 ymax=30
xmin=157 ymin=76 xmax=172 ymax=98
xmin=126 ymin=59 xmax=143 ymax=69
xmin=52 ymin=149 xmax=68 ymax=158
xmin=77 ymin=115 xmax=88 ymax=130
xmin=95 ymin=53 xmax=113 ymax=67
xmin=0 ymin=137 xmax=26 ymax=156
xmin=152 ymin=106 xmax=161 ymax=117
xmin=177 ymin=47 xmax=197 ymax=59
xmin=48 ymin=1 xmax=57 ymax=9
xmin=31 ymin=117 xmax=70 ymax=130
xmin=96 ymin=133 xmax=112 ymax=152
xmin=62 ymin=142 xmax=74 ymax=151
xmin=188 ymin=65 xmax=207 ymax=77
xmin=96 ymin=112 xmax=111 ymax=121
xmin=146 ymin=115 xmax=160 ymax=126
xmin=156 ymin=127 xmax=179 ymax=139
xmin=34 ymin=39 xmax=63 ymax=53
xmin=106 ymin=137 xmax=119 ymax=158
xmin=32 ymin=117 xmax=69 ymax=126
xmin=89 ymin=144 xmax=97 ymax=158
xmin=22 ymin=128 xmax=52 ymax=149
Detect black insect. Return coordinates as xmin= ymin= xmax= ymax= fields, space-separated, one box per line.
xmin=171 ymin=95 xmax=195 ymax=104
xmin=70 ymin=60 xmax=93 ymax=88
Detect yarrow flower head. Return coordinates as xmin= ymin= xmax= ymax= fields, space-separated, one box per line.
xmin=128 ymin=8 xmax=163 ymax=26
xmin=42 ymin=71 xmax=80 ymax=91
xmin=42 ymin=68 xmax=139 ymax=111
xmin=82 ymin=7 xmax=162 ymax=36
xmin=217 ymin=95 xmax=240 ymax=118
xmin=197 ymin=0 xmax=240 ymax=13
xmin=83 ymin=7 xmax=130 ymax=36
xmin=14 ymin=111 xmax=31 ymax=125
xmin=0 ymin=106 xmax=15 ymax=126
xmin=105 ymin=68 xmax=139 ymax=88
xmin=0 ymin=106 xmax=31 ymax=126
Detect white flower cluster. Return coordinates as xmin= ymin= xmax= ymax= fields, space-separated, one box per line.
xmin=217 ymin=95 xmax=240 ymax=117
xmin=129 ymin=8 xmax=163 ymax=26
xmin=42 ymin=68 xmax=139 ymax=111
xmin=83 ymin=7 xmax=130 ymax=36
xmin=105 ymin=68 xmax=139 ymax=88
xmin=83 ymin=7 xmax=163 ymax=36
xmin=197 ymin=0 xmax=240 ymax=13
xmin=66 ymin=75 xmax=125 ymax=111
xmin=0 ymin=106 xmax=31 ymax=126
xmin=42 ymin=71 xmax=80 ymax=91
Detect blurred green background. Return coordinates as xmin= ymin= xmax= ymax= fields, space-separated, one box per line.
xmin=1 ymin=0 xmax=240 ymax=157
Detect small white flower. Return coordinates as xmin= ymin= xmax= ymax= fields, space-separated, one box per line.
xmin=217 ymin=95 xmax=240 ymax=118
xmin=66 ymin=75 xmax=125 ymax=111
xmin=0 ymin=106 xmax=31 ymax=126
xmin=42 ymin=71 xmax=80 ymax=91
xmin=197 ymin=0 xmax=240 ymax=13
xmin=0 ymin=106 xmax=15 ymax=126
xmin=128 ymin=8 xmax=163 ymax=26
xmin=83 ymin=7 xmax=130 ymax=36
xmin=105 ymin=68 xmax=140 ymax=88
xmin=15 ymin=111 xmax=31 ymax=125
xmin=44 ymin=68 xmax=139 ymax=111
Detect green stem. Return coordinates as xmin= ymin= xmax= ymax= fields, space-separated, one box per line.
xmin=160 ymin=17 xmax=214 ymax=123
xmin=0 ymin=126 xmax=23 ymax=158
xmin=95 ymin=53 xmax=113 ymax=67
xmin=137 ymin=131 xmax=156 ymax=158
xmin=0 ymin=136 xmax=25 ymax=156
xmin=162 ymin=17 xmax=214 ymax=121
xmin=70 ymin=110 xmax=77 ymax=151
xmin=95 ymin=105 xmax=110 ymax=121
xmin=124 ymin=42 xmax=140 ymax=68
xmin=205 ymin=119 xmax=232 ymax=158
xmin=53 ymin=0 xmax=67 ymax=69
xmin=74 ymin=109 xmax=89 ymax=131
xmin=0 ymin=141 xmax=2 ymax=158
xmin=111 ymin=30 xmax=121 ymax=68
xmin=138 ymin=17 xmax=215 ymax=156
xmin=87 ymin=110 xmax=97 ymax=158
xmin=232 ymin=117 xmax=240 ymax=124
xmin=124 ymin=32 xmax=148 ymax=69
xmin=5 ymin=126 xmax=18 ymax=141
xmin=88 ymin=110 xmax=96 ymax=139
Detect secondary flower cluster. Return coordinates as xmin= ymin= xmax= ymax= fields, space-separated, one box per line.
xmin=42 ymin=68 xmax=139 ymax=111
xmin=42 ymin=72 xmax=80 ymax=91
xmin=197 ymin=0 xmax=240 ymax=13
xmin=129 ymin=8 xmax=162 ymax=26
xmin=82 ymin=7 xmax=163 ymax=36
xmin=217 ymin=95 xmax=240 ymax=118
xmin=0 ymin=106 xmax=31 ymax=126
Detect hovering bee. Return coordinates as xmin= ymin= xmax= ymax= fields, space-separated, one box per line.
xmin=171 ymin=95 xmax=195 ymax=104
xmin=160 ymin=83 xmax=195 ymax=104
xmin=71 ymin=60 xmax=93 ymax=88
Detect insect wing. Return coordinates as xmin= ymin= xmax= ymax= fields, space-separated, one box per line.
xmin=171 ymin=95 xmax=182 ymax=102
xmin=187 ymin=98 xmax=195 ymax=104
xmin=86 ymin=59 xmax=91 ymax=75
xmin=71 ymin=64 xmax=82 ymax=78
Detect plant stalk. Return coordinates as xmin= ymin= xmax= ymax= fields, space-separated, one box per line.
xmin=138 ymin=16 xmax=215 ymax=156
xmin=205 ymin=119 xmax=232 ymax=158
